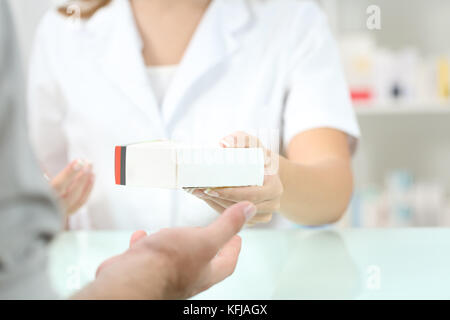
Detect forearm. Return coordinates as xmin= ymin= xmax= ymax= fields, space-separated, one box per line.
xmin=72 ymin=275 xmax=165 ymax=300
xmin=71 ymin=279 xmax=153 ymax=300
xmin=278 ymin=155 xmax=353 ymax=225
xmin=71 ymin=252 xmax=171 ymax=300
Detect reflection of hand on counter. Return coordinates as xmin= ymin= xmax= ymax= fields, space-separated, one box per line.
xmin=72 ymin=201 xmax=257 ymax=300
xmin=272 ymin=231 xmax=361 ymax=299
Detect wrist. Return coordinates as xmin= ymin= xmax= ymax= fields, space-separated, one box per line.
xmin=72 ymin=250 xmax=174 ymax=300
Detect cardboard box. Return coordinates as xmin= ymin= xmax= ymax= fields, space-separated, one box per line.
xmin=115 ymin=141 xmax=264 ymax=188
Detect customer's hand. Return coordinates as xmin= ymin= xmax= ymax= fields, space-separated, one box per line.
xmin=73 ymin=201 xmax=256 ymax=300
xmin=49 ymin=160 xmax=95 ymax=215
xmin=191 ymin=132 xmax=283 ymax=226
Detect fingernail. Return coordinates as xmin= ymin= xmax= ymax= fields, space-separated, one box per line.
xmin=204 ymin=189 xmax=219 ymax=197
xmin=73 ymin=160 xmax=83 ymax=171
xmin=184 ymin=187 xmax=194 ymax=194
xmin=192 ymin=189 xmax=205 ymax=197
xmin=188 ymin=188 xmax=198 ymax=195
xmin=243 ymin=203 xmax=257 ymax=221
xmin=220 ymin=139 xmax=231 ymax=148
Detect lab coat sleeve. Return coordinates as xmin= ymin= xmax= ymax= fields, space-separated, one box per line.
xmin=283 ymin=3 xmax=360 ymax=152
xmin=27 ymin=13 xmax=69 ymax=177
xmin=27 ymin=13 xmax=93 ymax=230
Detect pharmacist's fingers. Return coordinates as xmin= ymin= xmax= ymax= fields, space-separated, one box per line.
xmin=204 ymin=186 xmax=262 ymax=203
xmin=193 ymin=189 xmax=236 ymax=204
xmin=203 ymin=196 xmax=236 ymax=209
xmin=194 ymin=188 xmax=280 ymax=212
xmin=202 ymin=198 xmax=226 ymax=214
xmin=202 ymin=193 xmax=278 ymax=217
xmin=247 ymin=213 xmax=273 ymax=224
xmin=220 ymin=131 xmax=262 ymax=148
xmin=66 ymin=173 xmax=95 ymax=215
xmin=216 ymin=175 xmax=281 ymax=203
xmin=65 ymin=164 xmax=92 ymax=200
xmin=51 ymin=160 xmax=86 ymax=193
xmin=220 ymin=132 xmax=276 ymax=172
xmin=183 ymin=187 xmax=197 ymax=195
xmin=204 ymin=179 xmax=281 ymax=203
xmin=255 ymin=199 xmax=281 ymax=214
xmin=76 ymin=174 xmax=95 ymax=207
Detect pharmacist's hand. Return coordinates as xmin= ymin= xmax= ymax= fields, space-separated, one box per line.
xmin=49 ymin=159 xmax=95 ymax=215
xmin=192 ymin=132 xmax=283 ymax=226
xmin=81 ymin=201 xmax=257 ymax=300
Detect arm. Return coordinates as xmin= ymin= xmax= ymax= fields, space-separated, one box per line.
xmin=191 ymin=129 xmax=353 ymax=226
xmin=278 ymin=128 xmax=353 ymax=225
xmin=275 ymin=3 xmax=357 ymax=224
xmin=0 ymin=0 xmax=61 ymax=299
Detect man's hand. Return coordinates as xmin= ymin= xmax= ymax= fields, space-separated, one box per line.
xmin=72 ymin=201 xmax=257 ymax=300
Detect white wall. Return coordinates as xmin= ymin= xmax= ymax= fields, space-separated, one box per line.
xmin=331 ymin=0 xmax=450 ymax=190
xmin=10 ymin=0 xmax=450 ymax=63
xmin=334 ymin=0 xmax=450 ymax=55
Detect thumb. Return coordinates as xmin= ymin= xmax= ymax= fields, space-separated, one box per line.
xmin=204 ymin=201 xmax=256 ymax=252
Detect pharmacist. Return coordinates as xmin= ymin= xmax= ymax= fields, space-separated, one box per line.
xmin=27 ymin=0 xmax=360 ymax=230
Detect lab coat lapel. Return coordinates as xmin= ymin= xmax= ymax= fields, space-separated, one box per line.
xmin=162 ymin=0 xmax=251 ymax=130
xmin=95 ymin=0 xmax=165 ymax=137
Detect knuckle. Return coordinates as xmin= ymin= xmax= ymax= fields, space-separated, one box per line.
xmin=216 ymin=189 xmax=228 ymax=198
xmin=253 ymin=213 xmax=272 ymax=223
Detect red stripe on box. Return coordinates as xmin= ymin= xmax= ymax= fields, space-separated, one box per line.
xmin=115 ymin=146 xmax=121 ymax=185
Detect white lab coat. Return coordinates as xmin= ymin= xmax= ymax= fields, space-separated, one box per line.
xmin=27 ymin=0 xmax=360 ymax=230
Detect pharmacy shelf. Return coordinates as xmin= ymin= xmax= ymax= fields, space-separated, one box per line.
xmin=355 ymin=104 xmax=450 ymax=116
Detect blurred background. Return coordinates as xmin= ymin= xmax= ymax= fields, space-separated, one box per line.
xmin=8 ymin=0 xmax=450 ymax=228
xmin=320 ymin=0 xmax=450 ymax=228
